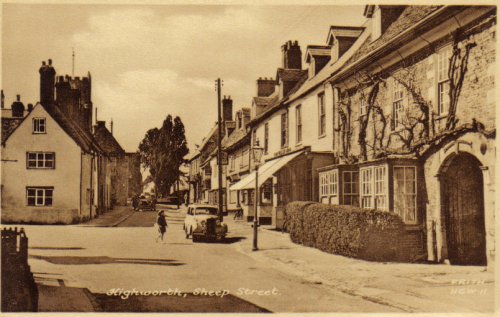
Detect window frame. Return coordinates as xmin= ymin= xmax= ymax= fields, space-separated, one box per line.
xmin=342 ymin=170 xmax=359 ymax=206
xmin=281 ymin=112 xmax=289 ymax=148
xmin=32 ymin=118 xmax=47 ymax=134
xmin=264 ymin=123 xmax=269 ymax=154
xmin=26 ymin=186 xmax=54 ymax=207
xmin=437 ymin=47 xmax=452 ymax=116
xmin=359 ymin=95 xmax=368 ymax=118
xmin=318 ymin=93 xmax=326 ymax=137
xmin=319 ymin=169 xmax=338 ymax=198
xmin=26 ymin=152 xmax=56 ymax=169
xmin=360 ymin=165 xmax=387 ymax=210
xmin=393 ymin=165 xmax=418 ymax=224
xmin=296 ymin=105 xmax=302 ymax=144
xmin=392 ymin=79 xmax=404 ymax=130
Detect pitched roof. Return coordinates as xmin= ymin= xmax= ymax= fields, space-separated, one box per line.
xmin=93 ymin=122 xmax=125 ymax=156
xmin=222 ymin=127 xmax=249 ymax=152
xmin=276 ymin=68 xmax=307 ymax=83
xmin=2 ymin=103 xmax=103 ymax=153
xmin=344 ymin=6 xmax=441 ymax=69
xmin=1 ymin=117 xmax=24 ymax=144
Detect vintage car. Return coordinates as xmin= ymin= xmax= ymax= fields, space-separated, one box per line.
xmin=184 ymin=204 xmax=228 ymax=242
xmin=136 ymin=193 xmax=156 ymax=211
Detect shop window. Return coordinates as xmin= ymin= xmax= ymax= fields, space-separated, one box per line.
xmin=394 ymin=166 xmax=417 ymax=224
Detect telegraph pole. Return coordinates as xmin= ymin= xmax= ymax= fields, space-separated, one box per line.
xmin=216 ymin=78 xmax=223 ymax=221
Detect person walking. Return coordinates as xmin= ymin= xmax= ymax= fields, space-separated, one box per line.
xmin=156 ymin=210 xmax=168 ymax=243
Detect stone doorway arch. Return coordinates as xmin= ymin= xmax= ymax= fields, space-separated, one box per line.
xmin=439 ymin=152 xmax=486 ymax=265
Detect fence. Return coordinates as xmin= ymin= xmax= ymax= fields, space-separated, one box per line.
xmin=1 ymin=227 xmax=38 ymax=312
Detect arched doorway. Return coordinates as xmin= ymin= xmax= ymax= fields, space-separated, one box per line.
xmin=440 ymin=153 xmax=486 ymax=265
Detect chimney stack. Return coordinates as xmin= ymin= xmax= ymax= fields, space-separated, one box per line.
xmin=281 ymin=40 xmax=302 ymax=70
xmin=39 ymin=59 xmax=56 ymax=108
xmin=1 ymin=90 xmax=4 ymax=109
xmin=257 ymin=77 xmax=275 ymax=97
xmin=222 ymin=96 xmax=233 ymax=122
xmin=110 ymin=119 xmax=113 ymax=135
xmin=11 ymin=94 xmax=25 ymax=117
xmin=27 ymin=103 xmax=34 ymax=112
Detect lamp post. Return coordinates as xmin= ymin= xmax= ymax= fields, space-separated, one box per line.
xmin=252 ymin=138 xmax=264 ymax=251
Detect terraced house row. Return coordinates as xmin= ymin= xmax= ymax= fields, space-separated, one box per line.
xmin=187 ymin=5 xmax=496 ymax=267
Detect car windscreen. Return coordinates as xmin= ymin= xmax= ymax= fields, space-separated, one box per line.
xmin=195 ymin=208 xmax=218 ymax=215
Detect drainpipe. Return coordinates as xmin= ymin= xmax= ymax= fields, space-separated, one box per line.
xmin=90 ymin=152 xmax=94 ymax=219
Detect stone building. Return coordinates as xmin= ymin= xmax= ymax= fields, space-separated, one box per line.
xmin=315 ymin=5 xmax=496 ymax=266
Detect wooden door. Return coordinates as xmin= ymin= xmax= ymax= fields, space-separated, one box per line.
xmin=442 ymin=154 xmax=486 ymax=265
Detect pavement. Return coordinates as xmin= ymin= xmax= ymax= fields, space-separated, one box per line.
xmin=226 ymin=216 xmax=495 ymax=313
xmin=16 ymin=205 xmax=496 ymax=313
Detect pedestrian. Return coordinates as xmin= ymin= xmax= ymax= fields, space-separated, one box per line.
xmin=132 ymin=194 xmax=139 ymax=211
xmin=156 ymin=210 xmax=168 ymax=243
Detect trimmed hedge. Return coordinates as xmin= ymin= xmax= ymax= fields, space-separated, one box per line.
xmin=285 ymin=202 xmax=409 ymax=262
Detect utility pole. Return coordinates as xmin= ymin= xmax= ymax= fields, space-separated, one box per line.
xmin=216 ymin=78 xmax=223 ymax=221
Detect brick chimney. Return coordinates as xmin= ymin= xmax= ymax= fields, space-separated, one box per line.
xmin=39 ymin=59 xmax=56 ymax=108
xmin=27 ymin=103 xmax=34 ymax=112
xmin=11 ymin=95 xmax=25 ymax=117
xmin=257 ymin=77 xmax=275 ymax=97
xmin=222 ymin=95 xmax=233 ymax=122
xmin=282 ymin=40 xmax=302 ymax=70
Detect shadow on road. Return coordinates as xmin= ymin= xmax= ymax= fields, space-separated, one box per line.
xmin=195 ymin=237 xmax=246 ymax=244
xmin=29 ymin=255 xmax=184 ymax=266
xmin=30 ymin=247 xmax=85 ymax=250
xmin=93 ymin=292 xmax=271 ymax=313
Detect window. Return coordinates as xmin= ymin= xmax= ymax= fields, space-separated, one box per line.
xmin=394 ymin=166 xmax=417 ymax=224
xmin=230 ymin=155 xmax=235 ymax=171
xmin=230 ymin=190 xmax=237 ymax=204
xmin=319 ymin=170 xmax=338 ymax=198
xmin=33 ymin=118 xmax=46 ymax=134
xmin=437 ymin=48 xmax=451 ymax=115
xmin=374 ymin=166 xmax=387 ymax=210
xmin=392 ymin=80 xmax=404 ymax=130
xmin=360 ymin=166 xmax=387 ymax=210
xmin=281 ymin=112 xmax=288 ymax=147
xmin=264 ymin=123 xmax=269 ymax=154
xmin=27 ymin=152 xmax=55 ymax=169
xmin=241 ymin=149 xmax=249 ymax=167
xmin=261 ymin=180 xmax=272 ymax=204
xmin=27 ymin=187 xmax=53 ymax=206
xmin=360 ymin=96 xmax=367 ymax=117
xmin=296 ymin=105 xmax=302 ymax=144
xmin=343 ymin=171 xmax=359 ymax=206
xmin=361 ymin=168 xmax=373 ymax=208
xmin=252 ymin=129 xmax=257 ymax=146
xmin=318 ymin=93 xmax=326 ymax=137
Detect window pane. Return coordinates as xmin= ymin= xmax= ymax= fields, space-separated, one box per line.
xmin=27 ymin=197 xmax=36 ymax=206
xmin=28 ymin=160 xmax=37 ymax=168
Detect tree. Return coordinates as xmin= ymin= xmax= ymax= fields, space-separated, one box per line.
xmin=138 ymin=115 xmax=189 ymax=197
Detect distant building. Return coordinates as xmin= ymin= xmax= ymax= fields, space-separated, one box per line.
xmin=93 ymin=121 xmax=142 ymax=207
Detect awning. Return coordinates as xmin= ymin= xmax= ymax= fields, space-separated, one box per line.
xmin=229 ymin=150 xmax=304 ymax=191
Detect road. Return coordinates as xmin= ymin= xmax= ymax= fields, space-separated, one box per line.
xmin=23 ymin=206 xmax=397 ymax=313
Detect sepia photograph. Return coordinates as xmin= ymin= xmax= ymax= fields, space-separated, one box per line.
xmin=0 ymin=0 xmax=497 ymax=314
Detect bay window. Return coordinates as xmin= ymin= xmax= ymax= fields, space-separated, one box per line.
xmin=342 ymin=171 xmax=359 ymax=206
xmin=394 ymin=166 xmax=417 ymax=224
xmin=360 ymin=166 xmax=387 ymax=210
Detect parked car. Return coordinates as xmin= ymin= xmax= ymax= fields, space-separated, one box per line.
xmin=137 ymin=193 xmax=156 ymax=211
xmin=183 ymin=204 xmax=227 ymax=242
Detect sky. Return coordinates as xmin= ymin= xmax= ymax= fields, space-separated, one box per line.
xmin=2 ymin=3 xmax=366 ymax=153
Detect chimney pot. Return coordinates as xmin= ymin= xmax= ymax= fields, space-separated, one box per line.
xmin=48 ymin=59 xmax=52 ymax=65
xmin=27 ymin=103 xmax=34 ymax=112
xmin=16 ymin=94 xmax=20 ymax=101
xmin=42 ymin=61 xmax=46 ymax=66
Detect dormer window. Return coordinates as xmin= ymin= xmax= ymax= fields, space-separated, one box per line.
xmin=33 ymin=118 xmax=46 ymax=134
xmin=326 ymin=26 xmax=365 ymax=63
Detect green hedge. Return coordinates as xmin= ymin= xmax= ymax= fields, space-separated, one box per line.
xmin=285 ymin=202 xmax=408 ymax=262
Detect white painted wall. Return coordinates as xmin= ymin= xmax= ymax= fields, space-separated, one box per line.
xmin=1 ymin=104 xmax=84 ymax=224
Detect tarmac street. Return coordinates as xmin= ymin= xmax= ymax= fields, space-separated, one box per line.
xmin=19 ymin=205 xmax=495 ymax=313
